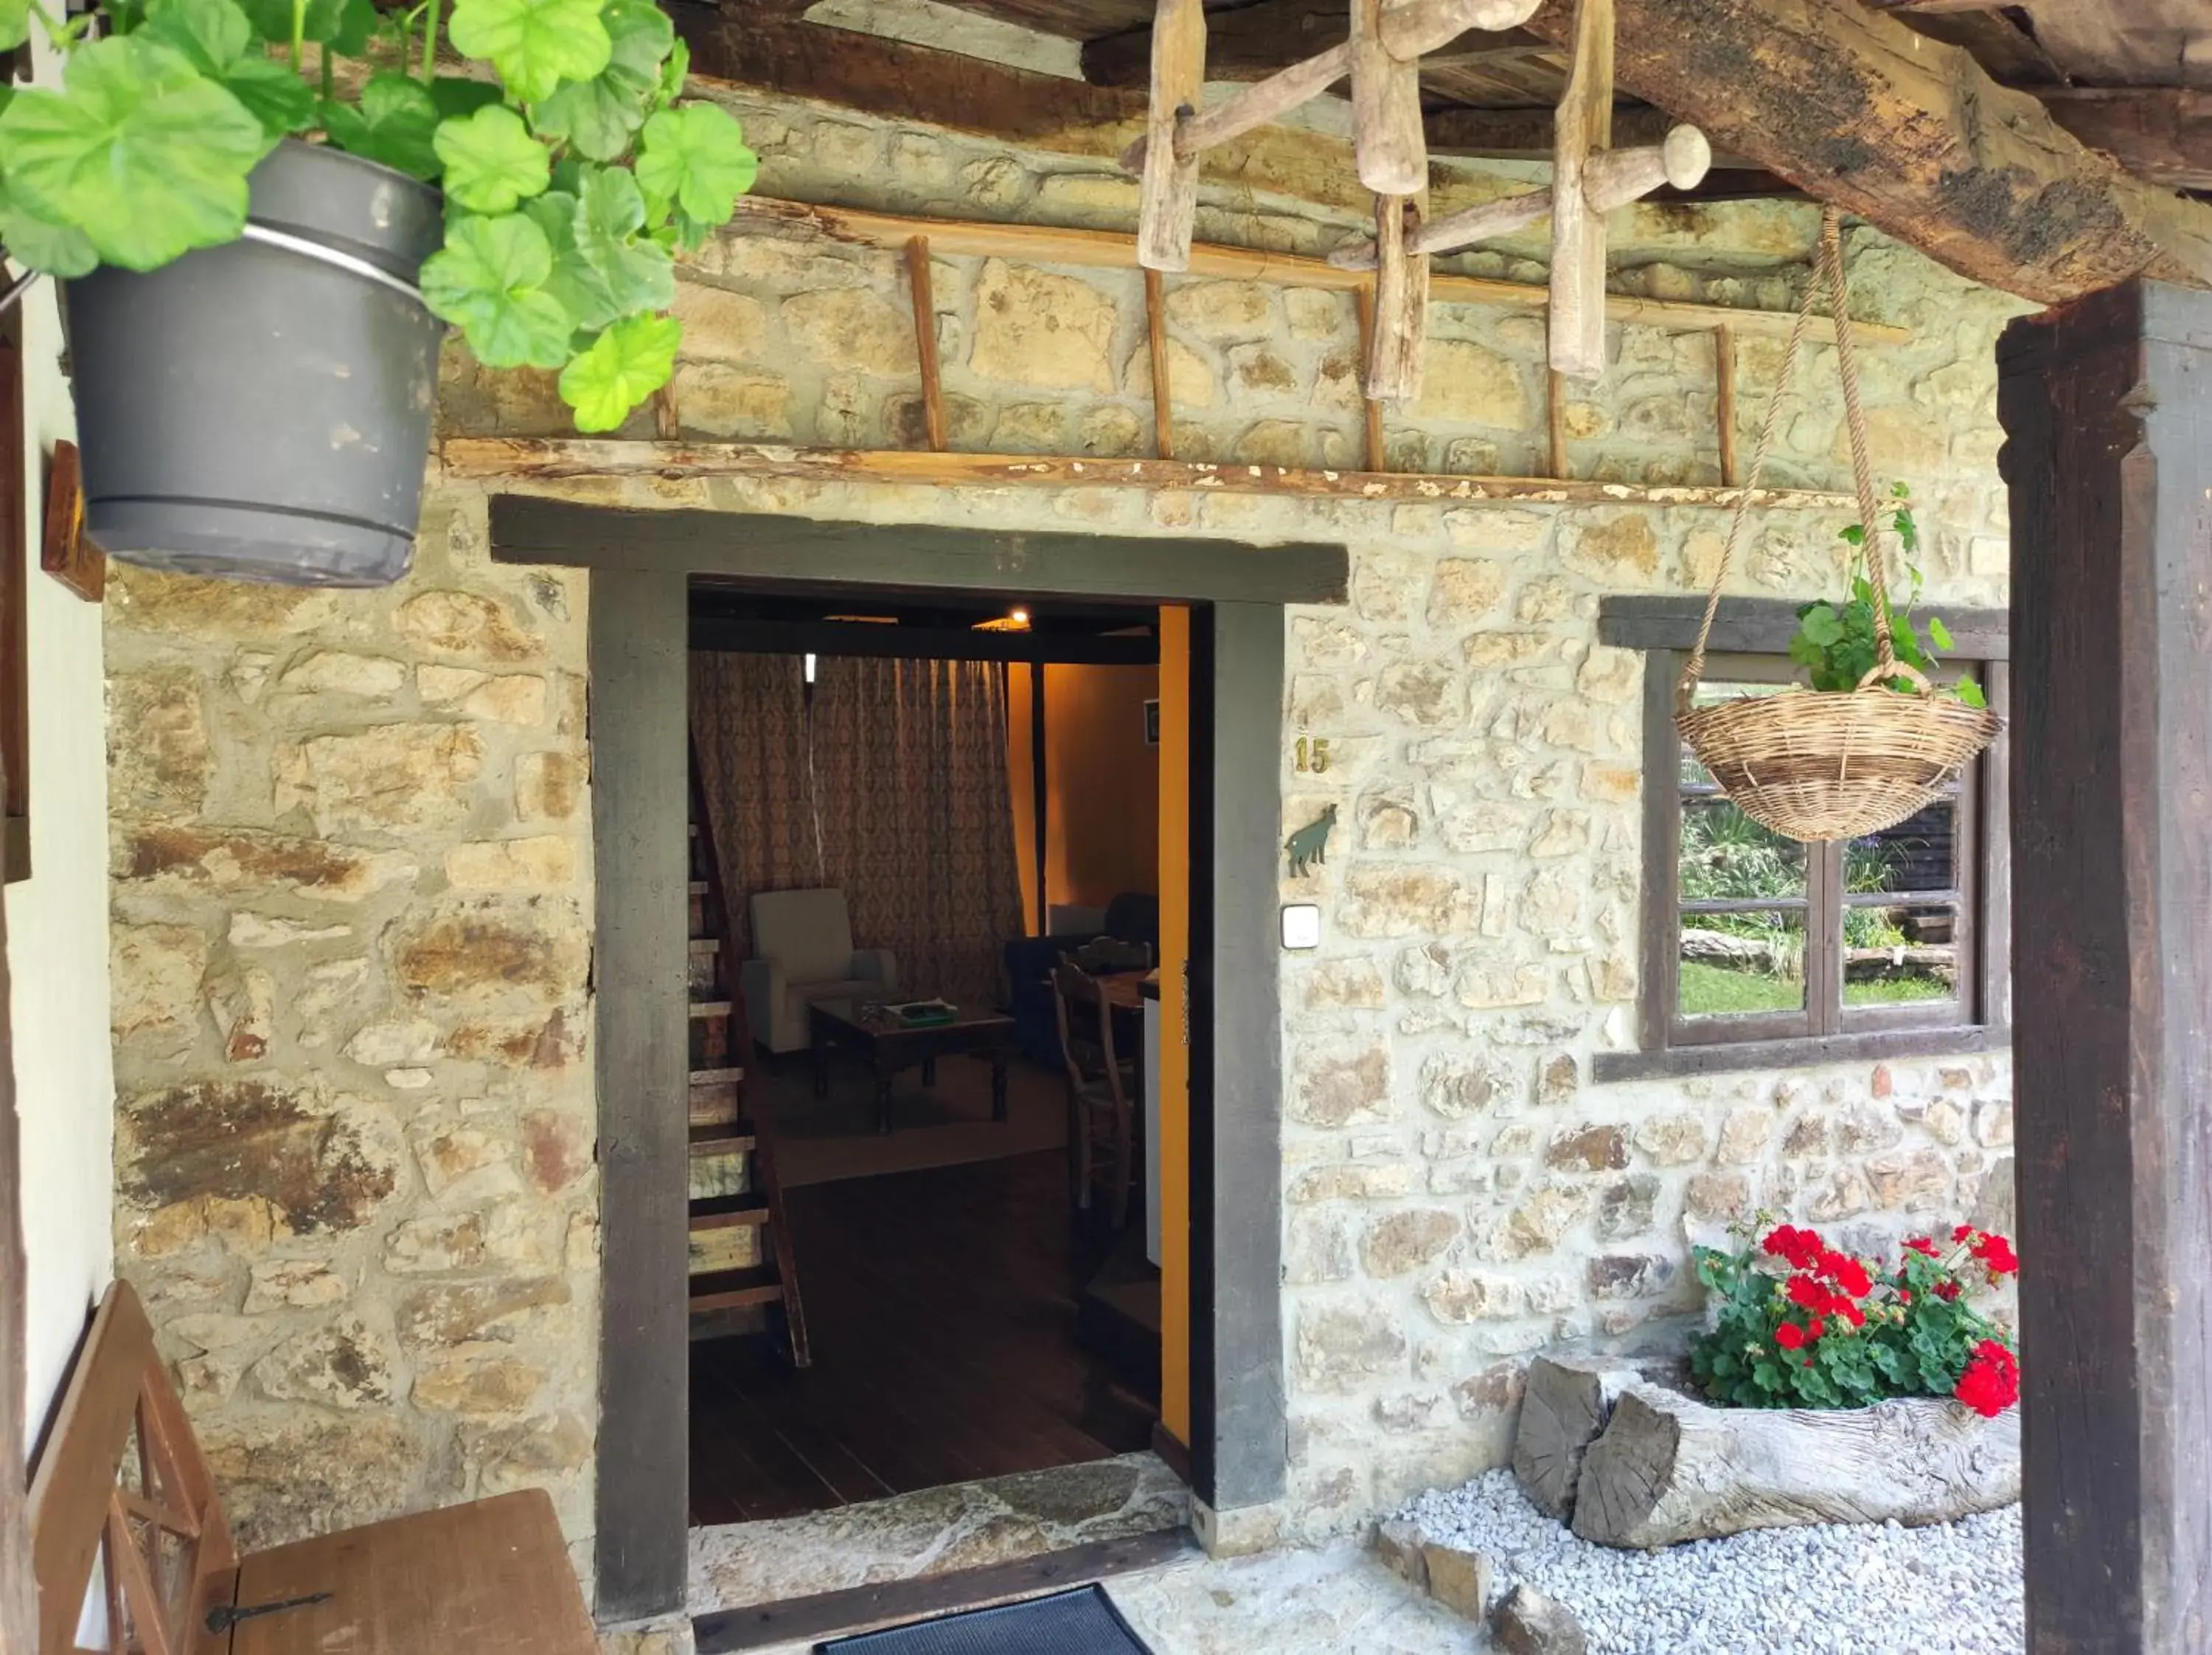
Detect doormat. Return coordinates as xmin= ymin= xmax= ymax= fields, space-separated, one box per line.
xmin=816 ymin=1586 xmax=1154 ymax=1654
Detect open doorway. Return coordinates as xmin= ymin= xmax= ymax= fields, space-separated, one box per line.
xmin=681 ymin=583 xmax=1182 ymax=1527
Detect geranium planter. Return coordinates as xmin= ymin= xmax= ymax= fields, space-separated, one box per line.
xmin=1512 ymin=1358 xmax=2020 ymax=1550
xmin=63 ymin=139 xmax=446 ymax=588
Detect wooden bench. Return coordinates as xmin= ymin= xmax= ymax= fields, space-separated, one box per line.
xmin=27 ymin=1282 xmax=599 ymax=1655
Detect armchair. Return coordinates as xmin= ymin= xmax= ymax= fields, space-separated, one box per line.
xmin=741 ymin=889 xmax=899 ymax=1055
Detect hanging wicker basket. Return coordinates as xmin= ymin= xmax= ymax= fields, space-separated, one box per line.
xmin=1676 ymin=209 xmax=2001 ymax=843
xmin=1677 ymin=665 xmax=2003 ymax=842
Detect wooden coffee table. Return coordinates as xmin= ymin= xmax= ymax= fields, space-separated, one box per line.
xmin=809 ymin=996 xmax=1018 ymax=1134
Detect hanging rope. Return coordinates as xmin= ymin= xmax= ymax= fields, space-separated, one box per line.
xmin=1678 ymin=204 xmax=1922 ymax=712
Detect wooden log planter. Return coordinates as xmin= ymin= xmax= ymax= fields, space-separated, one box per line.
xmin=1512 ymin=1356 xmax=2022 ymax=1550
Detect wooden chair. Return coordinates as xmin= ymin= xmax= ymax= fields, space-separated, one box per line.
xmin=28 ymin=1281 xmax=597 ymax=1655
xmin=1051 ymin=958 xmax=1138 ymax=1228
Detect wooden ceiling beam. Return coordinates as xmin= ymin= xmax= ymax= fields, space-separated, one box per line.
xmin=1517 ymin=0 xmax=2212 ymax=301
xmin=675 ymin=10 xmax=1146 ymax=148
xmin=1082 ymin=0 xmax=1545 ymax=87
xmin=2039 ymin=89 xmax=2212 ymax=192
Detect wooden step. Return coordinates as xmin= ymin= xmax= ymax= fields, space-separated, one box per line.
xmin=689 ymin=937 xmax=720 ymax=956
xmin=688 ymin=1266 xmax=785 ymax=1313
xmin=691 ymin=1066 xmax=743 ymax=1087
xmin=689 ymin=999 xmax=733 ymax=1019
xmin=689 ymin=1194 xmax=770 ymax=1232
xmin=689 ymin=880 xmax=709 ymax=895
xmin=689 ymin=1123 xmax=757 ymax=1158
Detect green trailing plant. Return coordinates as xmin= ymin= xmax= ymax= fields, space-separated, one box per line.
xmin=1789 ymin=483 xmax=1987 ymax=709
xmin=0 ymin=0 xmax=756 ymax=430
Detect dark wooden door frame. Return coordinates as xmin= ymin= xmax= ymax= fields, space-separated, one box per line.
xmin=493 ymin=497 xmax=1340 ymax=1623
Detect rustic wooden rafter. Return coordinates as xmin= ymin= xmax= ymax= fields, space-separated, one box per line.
xmin=1514 ymin=0 xmax=2212 ymax=300
xmin=442 ymin=438 xmax=1861 ymax=508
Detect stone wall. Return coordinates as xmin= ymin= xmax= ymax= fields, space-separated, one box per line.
xmin=106 ymin=84 xmax=2021 ymax=1581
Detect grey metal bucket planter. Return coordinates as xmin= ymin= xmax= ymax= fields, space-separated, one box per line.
xmin=63 ymin=139 xmax=447 ymax=589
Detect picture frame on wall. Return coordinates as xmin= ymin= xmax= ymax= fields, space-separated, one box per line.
xmin=1143 ymin=698 xmax=1160 ymax=747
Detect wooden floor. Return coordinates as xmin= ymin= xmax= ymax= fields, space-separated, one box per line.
xmin=689 ymin=1150 xmax=1159 ymax=1525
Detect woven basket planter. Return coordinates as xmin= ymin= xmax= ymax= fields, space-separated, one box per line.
xmin=1677 ymin=685 xmax=2004 ymax=842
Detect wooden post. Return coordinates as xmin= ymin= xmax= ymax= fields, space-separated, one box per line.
xmin=1144 ymin=266 xmax=1175 ymax=460
xmin=1350 ymin=0 xmax=1425 ymax=196
xmin=1547 ymin=367 xmax=1570 ymax=479
xmin=1352 ymin=285 xmax=1388 ymax=471
xmin=1549 ymin=0 xmax=1615 ymax=380
xmin=1135 ymin=0 xmax=1205 ymax=271
xmin=903 ymin=236 xmax=947 ymax=451
xmin=1366 ymin=195 xmax=1428 ymax=404
xmin=1714 ymin=323 xmax=1738 ymax=486
xmin=2001 ymin=279 xmax=2212 ymax=1655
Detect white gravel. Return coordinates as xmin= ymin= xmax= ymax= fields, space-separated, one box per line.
xmin=1397 ymin=1470 xmax=2024 ymax=1655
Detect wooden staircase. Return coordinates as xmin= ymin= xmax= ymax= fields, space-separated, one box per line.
xmin=687 ymin=759 xmax=810 ymax=1364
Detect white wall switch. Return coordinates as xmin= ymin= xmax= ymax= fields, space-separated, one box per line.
xmin=1280 ymin=903 xmax=1322 ymax=950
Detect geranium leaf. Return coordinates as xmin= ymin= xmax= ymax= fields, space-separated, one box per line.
xmin=0 ymin=0 xmax=30 ymax=52
xmin=1927 ymin=614 xmax=1954 ymax=652
xmin=240 ymin=0 xmax=371 ymax=48
xmin=0 ymin=176 xmax=96 ymax=276
xmin=558 ymin=310 xmax=678 ymax=431
xmin=447 ymin=0 xmax=610 ymax=105
xmin=520 ymin=187 xmax=616 ymax=331
xmin=219 ymin=58 xmax=316 ymax=135
xmin=429 ymin=74 xmax=502 ymax=119
xmin=655 ymin=35 xmax=686 ymax=108
xmin=419 ymin=209 xmax=574 ymax=369
xmin=0 ymin=35 xmax=266 ymax=271
xmin=321 ymin=72 xmax=441 ymax=179
xmin=434 ymin=103 xmax=549 ymax=214
xmin=532 ymin=0 xmax=671 ymax=162
xmin=140 ymin=0 xmax=309 ymax=139
xmin=636 ymin=100 xmax=754 ymax=229
xmin=571 ymin=163 xmax=670 ymax=312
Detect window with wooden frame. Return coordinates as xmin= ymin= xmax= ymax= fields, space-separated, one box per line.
xmin=1593 ymin=598 xmax=2010 ymax=1083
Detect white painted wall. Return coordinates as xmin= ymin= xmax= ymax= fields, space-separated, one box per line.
xmin=8 ymin=226 xmax=111 ymax=1439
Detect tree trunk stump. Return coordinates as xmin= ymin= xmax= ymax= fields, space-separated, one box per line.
xmin=1511 ymin=1355 xmax=1645 ymax=1519
xmin=1571 ymin=1384 xmax=2021 ymax=1549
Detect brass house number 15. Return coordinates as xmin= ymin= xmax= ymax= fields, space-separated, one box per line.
xmin=1295 ymin=736 xmax=1332 ymax=774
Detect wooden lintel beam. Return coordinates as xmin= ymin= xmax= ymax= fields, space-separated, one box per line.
xmin=1517 ymin=0 xmax=2212 ymax=301
xmin=720 ymin=193 xmax=1913 ymax=344
xmin=442 ymin=436 xmax=1861 ymax=510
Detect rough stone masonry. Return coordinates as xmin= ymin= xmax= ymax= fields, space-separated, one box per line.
xmin=105 ymin=83 xmax=2023 ymax=1588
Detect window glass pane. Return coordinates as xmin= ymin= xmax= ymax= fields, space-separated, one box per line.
xmin=1679 ymin=908 xmax=1806 ymax=1019
xmin=1843 ymin=900 xmax=1961 ymax=1007
xmin=1680 ymin=796 xmax=1806 ymax=901
xmin=1847 ymin=799 xmax=1957 ymax=896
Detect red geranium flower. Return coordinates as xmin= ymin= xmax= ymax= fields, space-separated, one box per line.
xmin=1806 ymin=1316 xmax=1826 ymax=1341
xmin=1764 ymin=1225 xmax=1823 ymax=1270
xmin=1955 ymin=1339 xmax=2020 ymax=1418
xmin=1835 ymin=1302 xmax=1866 ymax=1330
xmin=1975 ymin=1233 xmax=2020 ymax=1276
xmin=1832 ymin=1257 xmax=1874 ymax=1299
xmin=1775 ymin=1320 xmax=1809 ymax=1350
xmin=1897 ymin=1288 xmax=1913 ymax=1304
xmin=1935 ymin=1280 xmax=1962 ymax=1302
xmin=1953 ymin=1224 xmax=1975 ymax=1243
xmin=1904 ymin=1236 xmax=1940 ymax=1257
xmin=1787 ymin=1274 xmax=1826 ymax=1311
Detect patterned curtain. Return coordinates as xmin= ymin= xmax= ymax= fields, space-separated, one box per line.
xmin=691 ymin=653 xmax=1026 ymax=1009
